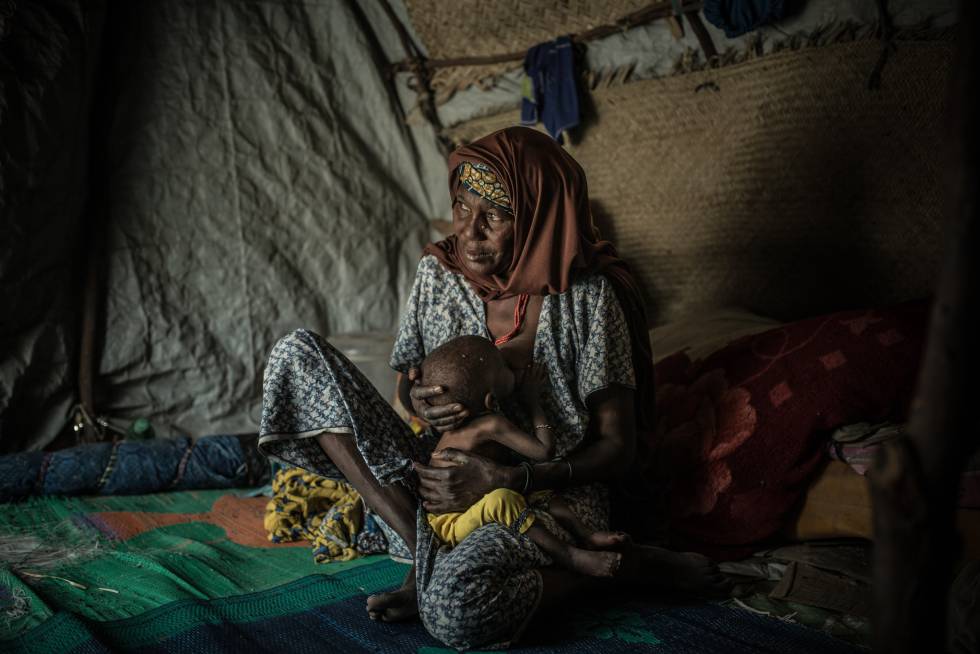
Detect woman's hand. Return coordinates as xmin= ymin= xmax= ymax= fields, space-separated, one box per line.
xmin=407 ymin=367 xmax=469 ymax=432
xmin=414 ymin=449 xmax=514 ymax=514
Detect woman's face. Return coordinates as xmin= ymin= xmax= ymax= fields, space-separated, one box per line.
xmin=452 ymin=190 xmax=515 ymax=278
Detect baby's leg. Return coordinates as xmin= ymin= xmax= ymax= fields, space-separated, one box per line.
xmin=547 ymin=496 xmax=630 ymax=549
xmin=525 ymin=524 xmax=621 ymax=577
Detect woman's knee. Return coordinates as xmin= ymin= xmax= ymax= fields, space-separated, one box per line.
xmin=419 ymin=525 xmax=542 ymax=649
xmin=271 ymin=328 xmax=325 ymax=356
xmin=420 ymin=573 xmax=524 ymax=650
xmin=269 ymin=329 xmax=353 ymax=373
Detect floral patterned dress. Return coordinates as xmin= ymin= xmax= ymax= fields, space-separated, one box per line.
xmin=258 ymin=255 xmax=635 ymax=650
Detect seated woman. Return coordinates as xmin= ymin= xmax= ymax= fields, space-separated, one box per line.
xmin=258 ymin=127 xmax=728 ymax=651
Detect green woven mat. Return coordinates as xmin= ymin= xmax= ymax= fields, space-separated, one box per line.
xmin=0 ymin=490 xmax=395 ymax=641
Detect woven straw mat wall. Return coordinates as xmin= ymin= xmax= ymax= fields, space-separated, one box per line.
xmin=404 ymin=0 xmax=649 ymax=102
xmin=448 ymin=38 xmax=951 ymax=325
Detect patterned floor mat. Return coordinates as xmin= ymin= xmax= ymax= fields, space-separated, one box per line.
xmin=0 ymin=490 xmax=862 ymax=653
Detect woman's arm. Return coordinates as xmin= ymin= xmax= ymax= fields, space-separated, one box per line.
xmin=488 ymin=384 xmax=635 ymax=492
xmin=525 ymin=384 xmax=636 ymax=490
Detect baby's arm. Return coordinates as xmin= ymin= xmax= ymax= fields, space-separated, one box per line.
xmin=478 ymin=415 xmax=554 ymax=462
xmin=436 ymin=413 xmax=552 ymax=462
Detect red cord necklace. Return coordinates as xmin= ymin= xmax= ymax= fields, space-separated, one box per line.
xmin=493 ymin=293 xmax=530 ymax=346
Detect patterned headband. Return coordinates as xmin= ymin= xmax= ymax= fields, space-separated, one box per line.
xmin=457 ymin=162 xmax=511 ymax=211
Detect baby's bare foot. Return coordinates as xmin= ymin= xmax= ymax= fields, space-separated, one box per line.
xmin=366 ymin=573 xmax=418 ymax=622
xmin=568 ymin=547 xmax=623 ymax=577
xmin=583 ymin=530 xmax=632 ymax=550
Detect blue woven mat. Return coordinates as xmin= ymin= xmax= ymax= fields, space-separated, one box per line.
xmin=5 ymin=565 xmax=862 ymax=653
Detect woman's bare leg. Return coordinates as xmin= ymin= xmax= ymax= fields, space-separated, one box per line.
xmin=539 ymin=499 xmax=729 ymax=597
xmin=315 ymin=432 xmax=419 ymax=621
xmin=613 ymin=544 xmax=732 ymax=596
xmin=536 ymin=567 xmax=602 ymax=611
xmin=316 ymin=432 xmax=417 ymax=546
xmin=529 ymin=546 xmax=731 ymax=641
xmin=533 ymin=522 xmax=730 ymax=600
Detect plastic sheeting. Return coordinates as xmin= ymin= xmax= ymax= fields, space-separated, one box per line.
xmin=1 ymin=1 xmax=448 ymax=451
xmin=0 ymin=2 xmax=105 ymax=453
xmin=95 ymin=1 xmax=446 ymax=440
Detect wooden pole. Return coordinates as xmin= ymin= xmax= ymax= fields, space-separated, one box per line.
xmin=376 ymin=0 xmax=445 ymax=149
xmin=74 ymin=4 xmax=117 ymax=444
xmin=76 ymin=245 xmax=100 ymax=442
xmin=869 ymin=3 xmax=980 ymax=651
xmin=683 ymin=11 xmax=718 ymax=65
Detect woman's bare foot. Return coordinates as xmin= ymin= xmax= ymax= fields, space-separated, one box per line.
xmin=567 ymin=546 xmax=623 ymax=577
xmin=616 ymin=545 xmax=732 ymax=597
xmin=366 ymin=567 xmax=418 ymax=622
xmin=583 ymin=530 xmax=632 ymax=550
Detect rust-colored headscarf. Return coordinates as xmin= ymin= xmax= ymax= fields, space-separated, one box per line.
xmin=424 ymin=126 xmax=656 ymax=431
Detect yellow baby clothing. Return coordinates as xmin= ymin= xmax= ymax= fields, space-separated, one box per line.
xmin=428 ymin=488 xmax=537 ymax=547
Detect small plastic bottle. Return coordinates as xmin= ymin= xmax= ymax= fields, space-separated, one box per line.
xmin=127 ymin=418 xmax=155 ymax=440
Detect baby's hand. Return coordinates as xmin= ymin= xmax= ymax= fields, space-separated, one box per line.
xmin=518 ymin=363 xmax=547 ymax=408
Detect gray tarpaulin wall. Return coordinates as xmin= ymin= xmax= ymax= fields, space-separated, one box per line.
xmin=1 ymin=0 xmax=447 ymax=452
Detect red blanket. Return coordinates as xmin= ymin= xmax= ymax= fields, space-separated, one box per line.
xmin=653 ymin=301 xmax=928 ymax=558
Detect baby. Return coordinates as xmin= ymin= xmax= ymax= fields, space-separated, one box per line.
xmin=419 ymin=335 xmax=628 ymax=577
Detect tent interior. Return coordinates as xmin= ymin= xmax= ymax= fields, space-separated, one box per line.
xmin=1 ymin=0 xmax=977 ymax=652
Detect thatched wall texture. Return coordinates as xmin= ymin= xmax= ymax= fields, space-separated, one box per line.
xmin=404 ymin=0 xmax=652 ymax=102
xmin=449 ymin=38 xmax=952 ymax=324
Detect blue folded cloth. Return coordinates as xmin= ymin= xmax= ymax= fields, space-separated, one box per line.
xmin=0 ymin=434 xmax=269 ymax=499
xmin=521 ymin=36 xmax=579 ymax=143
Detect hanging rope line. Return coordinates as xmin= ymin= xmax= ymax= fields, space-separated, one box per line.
xmin=388 ymin=0 xmax=707 ymax=73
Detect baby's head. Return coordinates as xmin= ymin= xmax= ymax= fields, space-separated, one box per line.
xmin=421 ymin=335 xmax=515 ymax=415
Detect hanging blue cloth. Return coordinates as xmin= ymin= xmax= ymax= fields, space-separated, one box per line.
xmin=521 ymin=36 xmax=579 ymax=143
xmin=703 ymin=0 xmax=786 ymax=38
